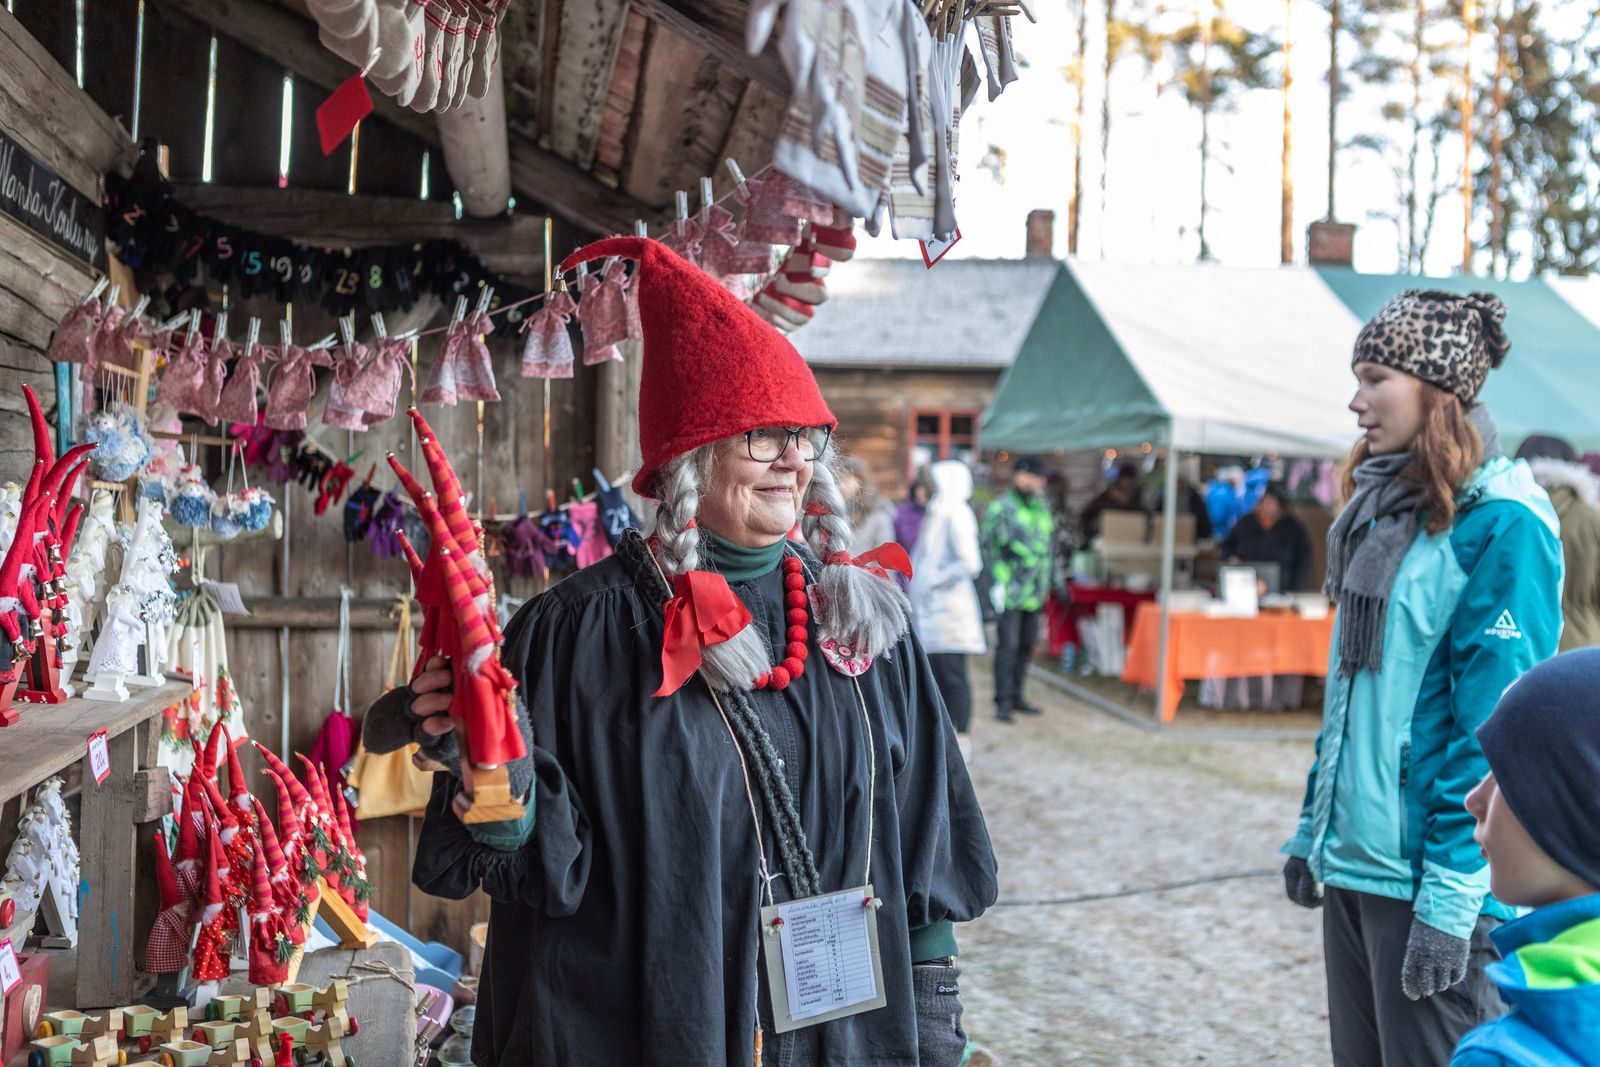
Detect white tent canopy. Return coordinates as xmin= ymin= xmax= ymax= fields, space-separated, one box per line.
xmin=983 ymin=259 xmax=1367 ymax=459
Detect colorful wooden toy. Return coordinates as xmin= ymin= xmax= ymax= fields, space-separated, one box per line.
xmin=268 ymin=986 xmax=317 ymax=1019
xmin=36 ymin=1009 xmax=123 ymax=1041
xmin=26 ymin=1033 xmax=124 ymax=1067
xmin=232 ymin=1010 xmax=275 ymax=1064
xmin=119 ymin=1006 xmax=188 ymax=1053
xmin=205 ymin=991 xmax=271 ymax=1024
xmin=297 ymin=1021 xmax=352 ymax=1067
xmin=188 ymin=1021 xmax=240 ymax=1048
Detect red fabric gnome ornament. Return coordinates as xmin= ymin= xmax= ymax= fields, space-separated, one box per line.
xmin=247 ymin=834 xmax=297 ymax=984
xmin=144 ymin=831 xmax=194 ymax=974
xmin=189 ymin=817 xmax=232 ymax=982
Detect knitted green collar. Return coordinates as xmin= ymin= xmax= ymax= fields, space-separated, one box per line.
xmin=703 ymin=532 xmax=787 ymax=583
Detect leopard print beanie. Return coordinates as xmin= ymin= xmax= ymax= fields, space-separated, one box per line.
xmin=1352 ymin=290 xmax=1511 ymax=402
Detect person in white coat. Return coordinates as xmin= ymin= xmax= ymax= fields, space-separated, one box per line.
xmin=911 ymin=460 xmax=987 ymax=742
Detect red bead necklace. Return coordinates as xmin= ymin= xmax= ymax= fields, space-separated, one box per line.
xmin=754 ymin=554 xmax=810 ymax=691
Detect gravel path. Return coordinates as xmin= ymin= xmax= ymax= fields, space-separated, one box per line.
xmin=956 ymin=663 xmax=1332 ymax=1065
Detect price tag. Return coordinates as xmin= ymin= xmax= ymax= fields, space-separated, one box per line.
xmin=919 ymin=229 xmax=962 ymax=269
xmin=87 ymin=729 xmax=110 ymax=786
xmin=759 ymin=884 xmax=887 ymax=1033
xmin=0 ymin=938 xmax=22 ymax=995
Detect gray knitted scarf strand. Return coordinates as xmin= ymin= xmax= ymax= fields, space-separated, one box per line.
xmin=1324 ymin=404 xmax=1500 ymax=677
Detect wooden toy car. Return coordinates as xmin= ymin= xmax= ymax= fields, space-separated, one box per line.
xmin=268 ymin=1018 xmax=308 ymax=1051
xmin=36 ymin=1009 xmax=123 ymax=1041
xmin=205 ymin=991 xmax=272 ymax=1023
xmin=296 ymin=1021 xmax=352 ymax=1067
xmin=153 ymin=1037 xmax=251 ymax=1067
xmin=119 ymin=1006 xmax=188 ymax=1054
xmin=268 ymin=986 xmax=318 ymax=1019
xmin=27 ymin=1033 xmax=125 ymax=1067
xmin=188 ymin=1021 xmax=240 ymax=1048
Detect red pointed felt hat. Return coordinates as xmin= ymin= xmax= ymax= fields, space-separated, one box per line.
xmin=558 ymin=237 xmax=836 ymax=497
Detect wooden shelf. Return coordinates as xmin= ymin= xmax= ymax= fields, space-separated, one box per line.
xmin=1 ymin=683 xmax=187 ymax=803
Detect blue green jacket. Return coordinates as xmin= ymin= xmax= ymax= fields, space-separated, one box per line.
xmin=1451 ymin=894 xmax=1600 ymax=1066
xmin=1285 ymin=456 xmax=1563 ymax=939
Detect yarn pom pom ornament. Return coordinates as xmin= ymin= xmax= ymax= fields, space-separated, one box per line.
xmin=84 ymin=405 xmax=154 ymax=482
xmin=170 ymin=466 xmax=215 ymax=528
xmin=519 ymin=286 xmax=577 ymax=379
xmin=239 ymin=486 xmax=275 ymax=532
xmin=209 ymin=495 xmax=244 ymax=540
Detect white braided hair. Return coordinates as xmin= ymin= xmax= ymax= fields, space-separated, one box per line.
xmin=649 ymin=439 xmax=912 ymax=692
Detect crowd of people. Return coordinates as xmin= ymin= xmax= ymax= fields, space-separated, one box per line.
xmin=363 ymin=240 xmax=1600 ymax=1067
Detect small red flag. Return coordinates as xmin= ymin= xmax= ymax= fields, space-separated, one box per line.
xmin=316 ymin=73 xmax=373 ymax=156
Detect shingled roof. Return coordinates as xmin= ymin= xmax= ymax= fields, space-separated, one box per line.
xmin=792 ymin=258 xmax=1058 ymax=369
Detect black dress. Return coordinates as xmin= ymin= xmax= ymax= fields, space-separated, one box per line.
xmin=411 ymin=535 xmax=999 ymax=1067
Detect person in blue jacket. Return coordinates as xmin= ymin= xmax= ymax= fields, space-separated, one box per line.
xmin=1282 ymin=289 xmax=1565 ymax=1065
xmin=1451 ymin=648 xmax=1600 ymax=1066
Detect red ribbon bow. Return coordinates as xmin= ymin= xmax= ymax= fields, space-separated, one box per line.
xmin=656 ymin=570 xmax=754 ymax=697
xmin=825 ymin=542 xmax=914 ymax=582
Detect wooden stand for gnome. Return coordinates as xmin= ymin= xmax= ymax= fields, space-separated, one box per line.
xmin=280 ymin=878 xmax=379 ymax=984
xmin=449 ymin=720 xmax=523 ymax=825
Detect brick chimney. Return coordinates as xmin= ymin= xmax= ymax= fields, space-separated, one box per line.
xmin=1025 ymin=209 xmax=1055 ymax=260
xmin=1306 ymin=220 xmax=1356 ymax=266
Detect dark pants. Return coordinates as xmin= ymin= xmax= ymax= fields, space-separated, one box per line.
xmin=993 ymin=609 xmax=1041 ymax=712
xmin=1323 ymin=887 xmax=1504 ymax=1067
xmin=927 ymin=653 xmax=972 ymax=733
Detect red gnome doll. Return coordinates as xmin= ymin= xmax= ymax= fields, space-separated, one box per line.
xmin=144 ymin=831 xmax=193 ymax=974
xmin=247 ymin=835 xmax=297 ymax=984
xmin=190 ymin=817 xmax=231 ymax=982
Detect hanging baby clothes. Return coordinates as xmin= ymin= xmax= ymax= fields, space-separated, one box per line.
xmin=346 ymin=336 xmax=414 ymax=426
xmin=973 ymin=13 xmax=1018 ymax=102
xmin=520 ymin=288 xmax=577 ymax=379
xmin=157 ymin=327 xmax=210 ymax=417
xmin=927 ymin=22 xmax=967 ymax=239
xmin=564 ymin=499 xmax=612 ymax=569
xmin=217 ymin=341 xmax=270 ymax=426
xmin=264 ymin=345 xmax=335 ymax=431
xmin=596 ymin=480 xmax=642 ymax=549
xmin=324 ymin=339 xmax=371 ymax=431
xmin=502 ymin=512 xmax=555 ymax=577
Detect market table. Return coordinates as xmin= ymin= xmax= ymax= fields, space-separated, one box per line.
xmin=1045 ymin=584 xmax=1156 ymax=656
xmin=0 ymin=683 xmax=187 ymax=1008
xmin=1120 ymin=603 xmax=1335 ymax=722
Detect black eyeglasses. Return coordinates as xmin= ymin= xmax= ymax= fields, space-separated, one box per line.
xmin=744 ymin=426 xmax=832 ymax=463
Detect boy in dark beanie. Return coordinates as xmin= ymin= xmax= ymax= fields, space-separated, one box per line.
xmin=1451 ymin=648 xmax=1600 ymax=1066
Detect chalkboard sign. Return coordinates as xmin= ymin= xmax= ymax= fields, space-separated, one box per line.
xmin=0 ymin=128 xmax=106 ymax=269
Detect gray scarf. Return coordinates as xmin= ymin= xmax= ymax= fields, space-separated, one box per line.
xmin=1325 ymin=405 xmax=1500 ymax=676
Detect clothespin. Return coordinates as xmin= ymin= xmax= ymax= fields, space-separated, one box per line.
xmin=570 ymin=477 xmax=584 ymax=503
xmin=158 ymin=309 xmax=192 ymax=334
xmin=84 ymin=277 xmax=109 ymax=303
xmin=244 ymin=317 xmax=262 ymax=358
xmin=279 ymin=319 xmax=293 ymax=349
xmin=106 ymin=283 xmax=122 ymax=308
xmin=308 ymin=333 xmax=338 ymax=350
xmin=700 ymin=177 xmax=715 ymax=218
xmin=214 ymin=310 xmax=229 ymax=342
xmin=451 ymin=295 xmax=469 ymax=324
xmin=725 ymin=158 xmax=750 ymax=199
xmin=675 ymin=191 xmax=690 ymax=224
xmin=593 ymin=468 xmax=613 ymax=494
xmin=393 ymin=326 xmax=422 ymax=341
xmin=373 ymin=313 xmax=388 ymax=340
xmin=129 ymin=294 xmax=152 ymax=320
xmin=634 ymin=219 xmax=648 ymax=238
xmin=475 ymin=286 xmax=495 ymax=315
xmin=576 ymin=262 xmax=589 ymax=285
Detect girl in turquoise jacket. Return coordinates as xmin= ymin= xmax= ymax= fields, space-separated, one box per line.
xmin=1282 ymin=290 xmax=1564 ymax=1066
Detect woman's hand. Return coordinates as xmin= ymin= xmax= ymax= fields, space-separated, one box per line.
xmin=361 ymin=655 xmax=461 ymax=772
xmin=409 ymin=654 xmax=457 ymax=740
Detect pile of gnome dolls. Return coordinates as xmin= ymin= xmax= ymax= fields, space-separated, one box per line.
xmin=147 ymin=722 xmax=371 ymax=990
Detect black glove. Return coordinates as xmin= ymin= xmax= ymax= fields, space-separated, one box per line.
xmin=361 ymin=675 xmax=535 ymax=802
xmin=1400 ymin=919 xmax=1471 ymax=1001
xmin=1283 ymin=855 xmax=1322 ymax=909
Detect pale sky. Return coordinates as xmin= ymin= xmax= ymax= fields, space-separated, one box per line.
xmin=857 ymin=0 xmax=1497 ymax=276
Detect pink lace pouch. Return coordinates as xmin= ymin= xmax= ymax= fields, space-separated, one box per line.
xmin=347 ymin=338 xmax=414 ymax=425
xmin=324 ymin=340 xmax=371 ymax=430
xmin=520 ymin=290 xmax=576 ymax=379
xmin=47 ymin=296 xmax=103 ymax=364
xmin=577 ymin=267 xmax=625 ymax=364
xmin=699 ymin=203 xmax=774 ymax=278
xmin=217 ymin=344 xmax=267 ymax=426
xmin=453 ymin=311 xmax=501 ymax=402
xmin=194 ymin=334 xmax=231 ymax=425
xmin=421 ymin=328 xmax=464 ymax=407
xmin=157 ymin=328 xmax=210 ymax=415
xmin=741 ymin=171 xmax=835 ymax=245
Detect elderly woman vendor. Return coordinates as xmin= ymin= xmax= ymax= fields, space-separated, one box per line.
xmin=363 ymin=237 xmax=998 ymax=1067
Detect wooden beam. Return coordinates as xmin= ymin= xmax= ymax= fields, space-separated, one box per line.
xmin=169 ymin=183 xmax=549 ymax=282
xmin=627 ymin=0 xmax=790 ymax=96
xmin=153 ymin=0 xmax=657 ymax=233
xmin=0 ymin=7 xmax=132 ymax=200
xmin=548 ymin=0 xmax=630 ymax=169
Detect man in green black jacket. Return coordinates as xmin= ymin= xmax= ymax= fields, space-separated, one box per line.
xmin=980 ymin=456 xmax=1054 ymax=723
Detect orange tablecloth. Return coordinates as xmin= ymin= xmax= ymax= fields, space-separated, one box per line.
xmin=1121 ymin=603 xmax=1336 ymax=722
